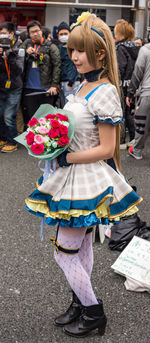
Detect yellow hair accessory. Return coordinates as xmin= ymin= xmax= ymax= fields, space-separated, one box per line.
xmin=76 ymin=11 xmax=91 ymax=25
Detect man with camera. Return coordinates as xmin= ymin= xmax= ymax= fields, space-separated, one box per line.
xmin=21 ymin=20 xmax=61 ymax=126
xmin=0 ymin=22 xmax=24 ymax=153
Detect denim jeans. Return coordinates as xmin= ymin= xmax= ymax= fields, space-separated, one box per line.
xmin=0 ymin=88 xmax=22 ymax=145
xmin=61 ymin=81 xmax=80 ymax=104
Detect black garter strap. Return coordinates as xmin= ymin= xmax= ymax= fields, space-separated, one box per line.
xmin=50 ymin=237 xmax=80 ymax=254
xmin=50 ymin=226 xmax=93 ymax=254
xmin=86 ymin=227 xmax=93 ymax=234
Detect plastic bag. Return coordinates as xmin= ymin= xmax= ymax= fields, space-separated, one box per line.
xmin=108 ymin=213 xmax=146 ymax=251
xmin=137 ymin=226 xmax=150 ymax=241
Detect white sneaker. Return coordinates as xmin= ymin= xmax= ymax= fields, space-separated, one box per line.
xmin=129 ymin=146 xmax=142 ymax=160
xmin=127 ymin=139 xmax=135 ymax=147
xmin=120 ymin=143 xmax=127 ymax=150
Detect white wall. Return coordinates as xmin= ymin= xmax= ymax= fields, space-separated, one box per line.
xmin=139 ymin=0 xmax=146 ymax=8
xmin=45 ymin=5 xmax=69 ymax=33
xmin=106 ymin=8 xmax=122 ymax=26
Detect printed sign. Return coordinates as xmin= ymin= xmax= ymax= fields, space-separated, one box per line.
xmin=111 ymin=236 xmax=150 ymax=287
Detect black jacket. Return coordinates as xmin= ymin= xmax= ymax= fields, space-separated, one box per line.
xmin=21 ymin=38 xmax=61 ymax=89
xmin=0 ymin=45 xmax=24 ymax=92
xmin=116 ymin=41 xmax=140 ymax=96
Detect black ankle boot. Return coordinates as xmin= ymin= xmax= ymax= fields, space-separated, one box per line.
xmin=54 ymin=291 xmax=82 ymax=326
xmin=63 ymin=301 xmax=107 ymax=337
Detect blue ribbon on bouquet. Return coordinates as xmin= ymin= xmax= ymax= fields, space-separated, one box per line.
xmin=38 ymin=159 xmax=56 ymax=241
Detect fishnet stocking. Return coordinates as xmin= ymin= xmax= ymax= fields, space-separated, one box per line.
xmin=78 ymin=231 xmax=93 ymax=277
xmin=54 ymin=226 xmax=98 ymax=306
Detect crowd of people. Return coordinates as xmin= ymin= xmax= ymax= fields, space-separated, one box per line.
xmin=0 ymin=19 xmax=81 ymax=152
xmin=0 ymin=17 xmax=149 ymax=158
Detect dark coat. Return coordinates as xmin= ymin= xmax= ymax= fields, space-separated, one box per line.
xmin=21 ymin=38 xmax=61 ymax=89
xmin=116 ymin=40 xmax=140 ymax=96
xmin=0 ymin=41 xmax=24 ymax=92
xmin=58 ymin=44 xmax=80 ymax=86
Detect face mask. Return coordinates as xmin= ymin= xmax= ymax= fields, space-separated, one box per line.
xmin=59 ymin=35 xmax=68 ymax=44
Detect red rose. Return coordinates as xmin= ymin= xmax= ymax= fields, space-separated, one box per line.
xmin=59 ymin=124 xmax=68 ymax=136
xmin=57 ymin=113 xmax=68 ymax=121
xmin=50 ymin=119 xmax=60 ymax=128
xmin=58 ymin=135 xmax=69 ymax=146
xmin=25 ymin=131 xmax=35 ymax=145
xmin=48 ymin=128 xmax=60 ymax=139
xmin=45 ymin=114 xmax=56 ymax=120
xmin=27 ymin=117 xmax=39 ymax=127
xmin=30 ymin=143 xmax=45 ymax=155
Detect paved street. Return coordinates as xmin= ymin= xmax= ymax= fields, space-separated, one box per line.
xmin=1 ymin=136 xmax=150 ymax=343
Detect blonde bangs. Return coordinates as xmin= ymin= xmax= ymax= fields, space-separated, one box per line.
xmin=67 ymin=26 xmax=85 ymax=58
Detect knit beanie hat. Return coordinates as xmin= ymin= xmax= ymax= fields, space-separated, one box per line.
xmin=57 ymin=21 xmax=70 ymax=33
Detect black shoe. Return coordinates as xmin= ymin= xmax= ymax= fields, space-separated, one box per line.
xmin=54 ymin=291 xmax=82 ymax=326
xmin=63 ymin=301 xmax=107 ymax=337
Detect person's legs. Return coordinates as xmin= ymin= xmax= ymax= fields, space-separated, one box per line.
xmin=54 ymin=226 xmax=98 ymax=307
xmin=134 ymin=96 xmax=150 ymax=150
xmin=3 ymin=89 xmax=22 ymax=145
xmin=53 ymin=227 xmax=107 ymax=337
xmin=129 ymin=96 xmax=150 ymax=159
xmin=125 ymin=105 xmax=135 ymax=141
xmin=0 ymin=92 xmax=8 ymax=144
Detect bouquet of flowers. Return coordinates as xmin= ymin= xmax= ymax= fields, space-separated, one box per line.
xmin=15 ymin=103 xmax=75 ymax=160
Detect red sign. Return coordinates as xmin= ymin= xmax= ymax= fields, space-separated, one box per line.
xmin=0 ymin=0 xmax=45 ymax=6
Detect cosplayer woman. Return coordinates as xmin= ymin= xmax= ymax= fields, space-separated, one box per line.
xmin=25 ymin=13 xmax=142 ymax=337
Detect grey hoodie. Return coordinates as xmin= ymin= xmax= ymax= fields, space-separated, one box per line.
xmin=127 ymin=43 xmax=150 ymax=97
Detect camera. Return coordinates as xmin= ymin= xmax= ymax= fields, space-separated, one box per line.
xmin=0 ymin=34 xmax=11 ymax=53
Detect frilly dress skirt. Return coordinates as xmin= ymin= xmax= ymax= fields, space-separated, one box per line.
xmin=25 ymin=84 xmax=142 ymax=228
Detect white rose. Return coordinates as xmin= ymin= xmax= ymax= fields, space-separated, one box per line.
xmin=52 ymin=141 xmax=58 ymax=148
xmin=43 ymin=136 xmax=49 ymax=143
xmin=46 ymin=123 xmax=51 ymax=129
xmin=47 ymin=146 xmax=52 ymax=152
xmin=62 ymin=121 xmax=69 ymax=127
xmin=27 ymin=127 xmax=35 ymax=133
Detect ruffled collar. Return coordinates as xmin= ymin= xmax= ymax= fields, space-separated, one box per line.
xmin=66 ymin=94 xmax=87 ymax=106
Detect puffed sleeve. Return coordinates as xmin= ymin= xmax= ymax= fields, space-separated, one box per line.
xmin=88 ymin=84 xmax=124 ymax=126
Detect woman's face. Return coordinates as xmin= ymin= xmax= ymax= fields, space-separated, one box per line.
xmin=71 ymin=49 xmax=95 ymax=74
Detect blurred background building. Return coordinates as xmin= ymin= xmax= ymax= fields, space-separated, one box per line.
xmin=0 ymin=0 xmax=149 ymax=41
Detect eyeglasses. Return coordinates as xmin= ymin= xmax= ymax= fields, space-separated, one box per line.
xmin=30 ymin=29 xmax=41 ymax=35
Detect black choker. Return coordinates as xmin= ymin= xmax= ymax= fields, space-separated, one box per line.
xmin=84 ymin=68 xmax=104 ymax=82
